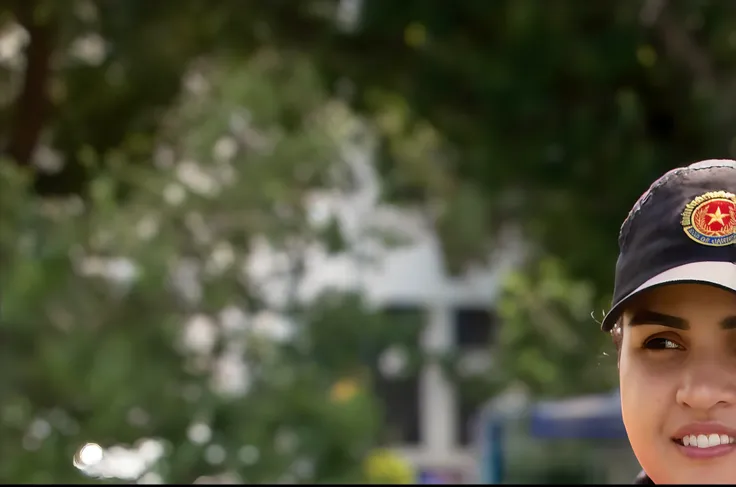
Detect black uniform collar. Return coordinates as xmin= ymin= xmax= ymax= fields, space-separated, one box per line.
xmin=633 ymin=470 xmax=653 ymax=484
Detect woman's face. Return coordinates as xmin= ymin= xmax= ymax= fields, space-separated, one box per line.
xmin=619 ymin=283 xmax=736 ymax=484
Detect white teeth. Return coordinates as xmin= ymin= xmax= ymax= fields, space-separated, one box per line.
xmin=697 ymin=434 xmax=708 ymax=448
xmin=681 ymin=434 xmax=736 ymax=448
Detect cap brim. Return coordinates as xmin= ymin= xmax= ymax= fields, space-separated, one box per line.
xmin=601 ymin=261 xmax=736 ymax=332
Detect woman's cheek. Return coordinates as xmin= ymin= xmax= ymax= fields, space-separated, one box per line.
xmin=620 ymin=349 xmax=678 ymax=406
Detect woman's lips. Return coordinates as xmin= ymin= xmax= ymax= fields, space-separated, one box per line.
xmin=674 ymin=441 xmax=736 ymax=460
xmin=671 ymin=422 xmax=736 ymax=460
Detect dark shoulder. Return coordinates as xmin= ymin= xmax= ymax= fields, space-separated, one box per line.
xmin=633 ymin=470 xmax=654 ymax=484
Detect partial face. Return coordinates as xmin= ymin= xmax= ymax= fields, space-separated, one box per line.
xmin=619 ymin=283 xmax=736 ymax=484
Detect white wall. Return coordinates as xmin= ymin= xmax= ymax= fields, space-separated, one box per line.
xmin=242 ymin=131 xmax=525 ymax=483
xmin=295 ymin=156 xmax=521 ymax=481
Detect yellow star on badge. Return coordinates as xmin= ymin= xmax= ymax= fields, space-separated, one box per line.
xmin=706 ymin=207 xmax=727 ymax=226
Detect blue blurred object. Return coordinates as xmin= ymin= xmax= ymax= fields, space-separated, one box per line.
xmin=529 ymin=389 xmax=627 ymax=439
xmin=478 ymin=416 xmax=505 ymax=484
xmin=477 ymin=389 xmax=627 ymax=483
xmin=418 ymin=468 xmax=464 ymax=484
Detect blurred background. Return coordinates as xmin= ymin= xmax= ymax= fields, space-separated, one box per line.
xmin=1 ymin=0 xmax=735 ymax=484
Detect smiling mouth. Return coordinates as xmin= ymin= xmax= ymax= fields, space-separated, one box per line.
xmin=673 ymin=434 xmax=736 ymax=448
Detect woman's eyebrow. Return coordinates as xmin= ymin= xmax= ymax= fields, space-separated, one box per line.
xmin=628 ymin=312 xmax=736 ymax=330
xmin=627 ymin=310 xmax=689 ymax=329
xmin=722 ymin=316 xmax=736 ymax=329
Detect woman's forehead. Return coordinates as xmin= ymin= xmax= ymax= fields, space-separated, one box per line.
xmin=625 ymin=283 xmax=736 ymax=320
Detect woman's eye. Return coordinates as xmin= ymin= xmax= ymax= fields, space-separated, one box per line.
xmin=644 ymin=337 xmax=681 ymax=350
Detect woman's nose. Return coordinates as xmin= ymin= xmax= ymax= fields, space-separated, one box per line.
xmin=675 ymin=355 xmax=736 ymax=411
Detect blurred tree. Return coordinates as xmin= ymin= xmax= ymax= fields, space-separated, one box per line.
xmin=492 ymin=257 xmax=618 ymax=398
xmin=0 ymin=51 xmax=422 ymax=483
xmin=256 ymin=0 xmax=736 ymax=401
xmin=3 ymin=0 xmax=735 ymax=293
xmin=307 ymin=0 xmax=736 ymax=291
xmin=2 ymin=2 xmax=736 ymax=475
xmin=442 ymin=255 xmax=618 ymax=403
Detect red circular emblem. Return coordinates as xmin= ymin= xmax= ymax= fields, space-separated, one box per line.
xmin=693 ymin=198 xmax=735 ymax=235
xmin=681 ymin=191 xmax=736 ymax=246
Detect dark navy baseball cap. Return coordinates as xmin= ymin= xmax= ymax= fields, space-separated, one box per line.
xmin=601 ymin=159 xmax=736 ymax=332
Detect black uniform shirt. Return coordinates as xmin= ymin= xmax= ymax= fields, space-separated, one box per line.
xmin=633 ymin=470 xmax=653 ymax=484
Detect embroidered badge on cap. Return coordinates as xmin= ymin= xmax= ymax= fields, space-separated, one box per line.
xmin=680 ymin=191 xmax=736 ymax=247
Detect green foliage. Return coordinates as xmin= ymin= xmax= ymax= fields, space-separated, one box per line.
xmin=4 ymin=1 xmax=736 ymax=481
xmin=493 ymin=257 xmax=618 ymax=398
xmin=0 ymin=53 xmax=417 ymax=483
xmin=12 ymin=0 xmax=729 ymax=295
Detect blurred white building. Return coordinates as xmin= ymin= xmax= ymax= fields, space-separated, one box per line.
xmin=72 ymin=113 xmax=522 ymax=483
xmin=254 ymin=142 xmax=526 ymax=483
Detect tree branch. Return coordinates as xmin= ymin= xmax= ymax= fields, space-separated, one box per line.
xmin=7 ymin=0 xmax=55 ymax=166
